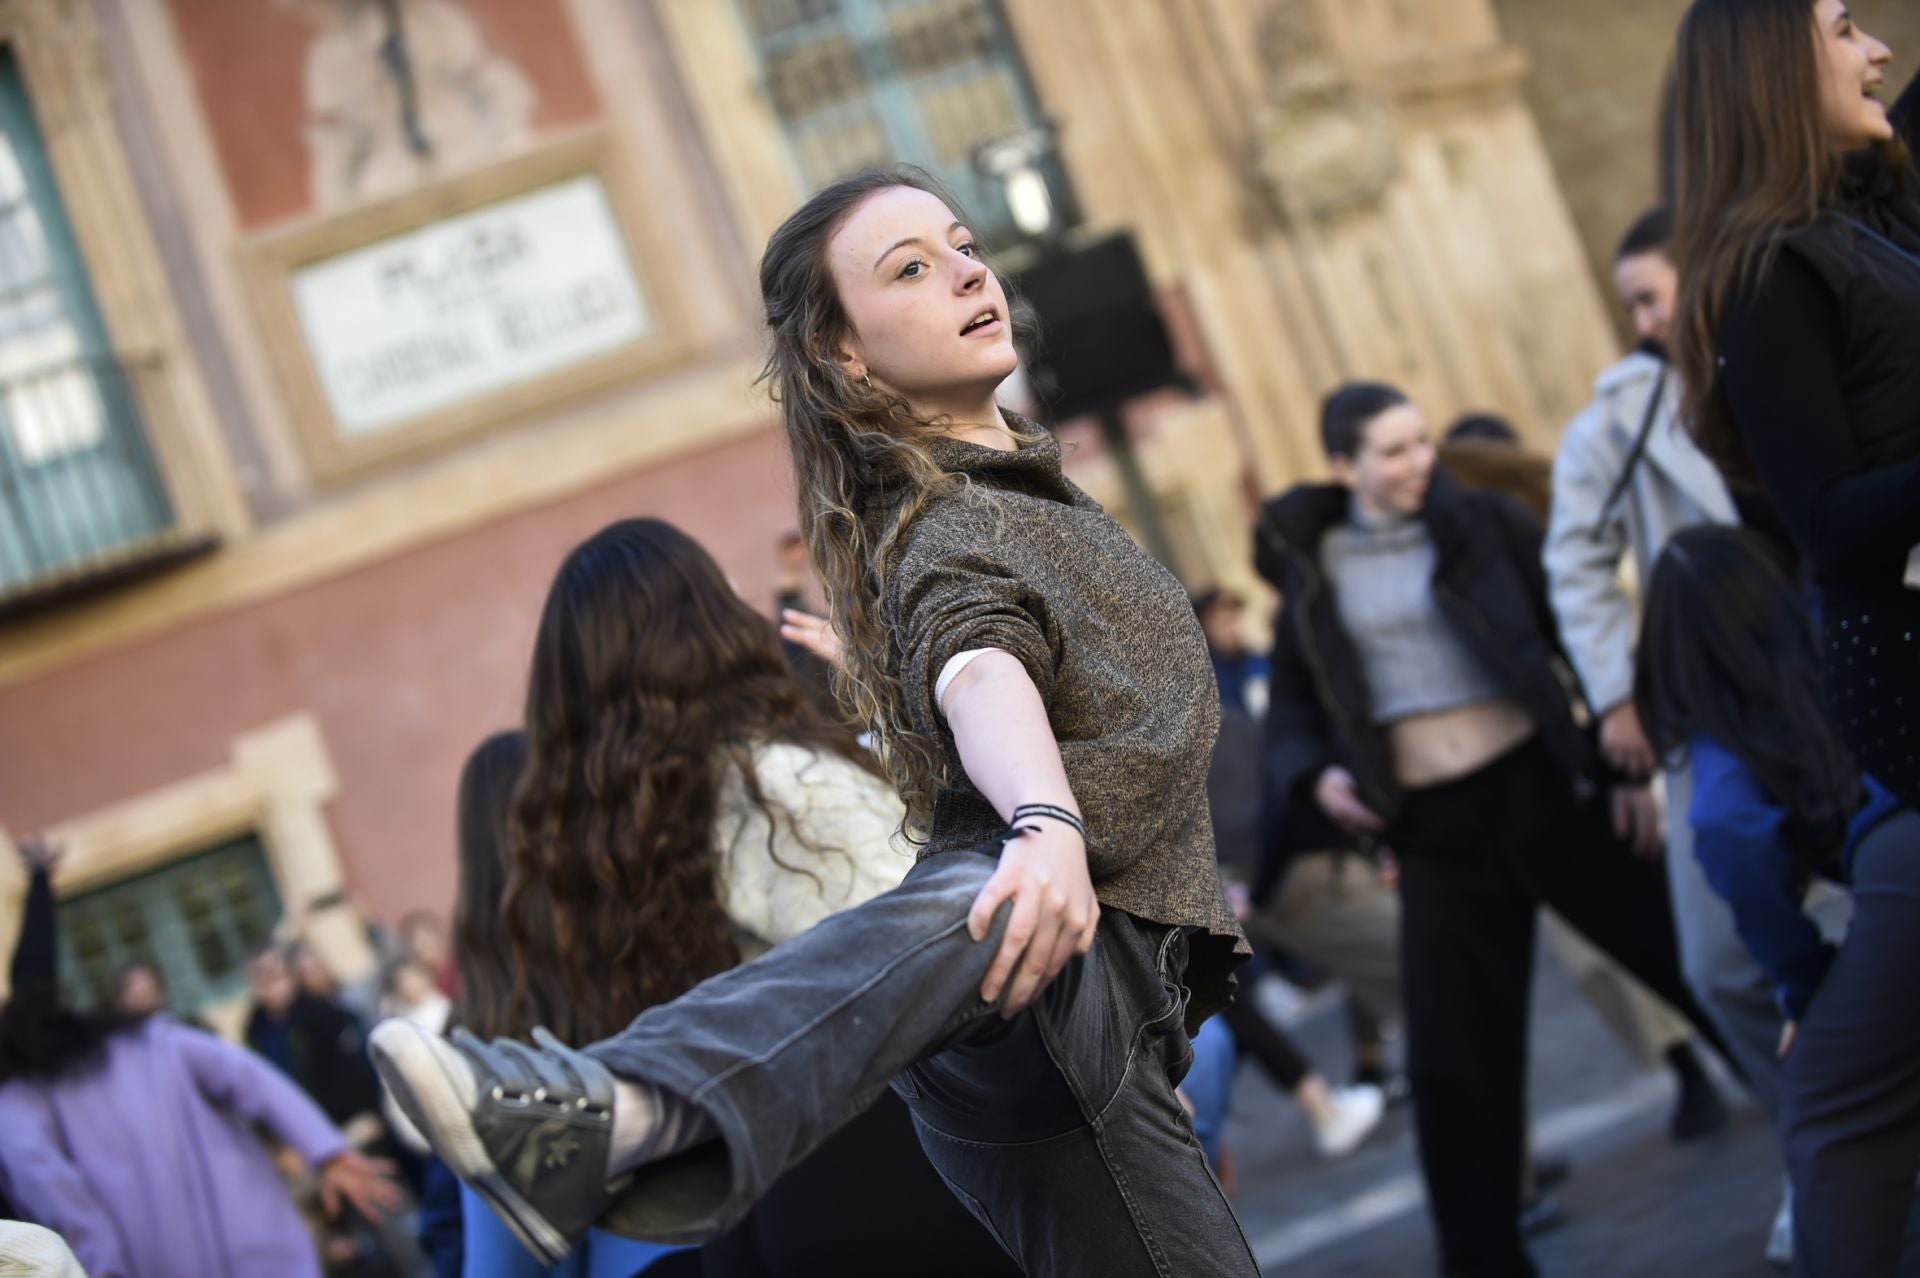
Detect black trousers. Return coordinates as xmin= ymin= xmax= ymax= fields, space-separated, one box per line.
xmin=1782 ymin=809 xmax=1920 ymax=1278
xmin=1391 ymin=737 xmax=1727 ymax=1278
xmin=1221 ymin=947 xmax=1312 ymax=1093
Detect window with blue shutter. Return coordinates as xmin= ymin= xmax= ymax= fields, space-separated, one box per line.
xmin=0 ymin=47 xmax=173 ymax=598
xmin=57 ymin=834 xmax=282 ymax=1018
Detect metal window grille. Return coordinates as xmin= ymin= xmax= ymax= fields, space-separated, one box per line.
xmin=0 ymin=48 xmax=177 ymax=601
xmin=56 ymin=834 xmax=282 ymax=1018
xmin=737 ymin=0 xmax=1070 ymax=242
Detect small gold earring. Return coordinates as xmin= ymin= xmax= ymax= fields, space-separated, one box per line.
xmin=861 ymin=372 xmax=873 ymax=390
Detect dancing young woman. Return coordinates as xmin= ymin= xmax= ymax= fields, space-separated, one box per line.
xmin=370 ymin=168 xmax=1253 ymax=1277
xmin=1256 ymin=382 xmax=1731 ymax=1278
xmin=1668 ymin=0 xmax=1920 ymax=809
xmin=1638 ymin=526 xmax=1920 ymax=1277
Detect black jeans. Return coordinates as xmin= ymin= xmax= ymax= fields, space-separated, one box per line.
xmin=1221 ymin=947 xmax=1311 ymax=1092
xmin=1392 ymin=738 xmax=1726 ymax=1278
xmin=699 ymin=1089 xmax=1021 ymax=1276
xmin=583 ymin=848 xmax=1259 ymax=1278
xmin=1782 ymin=809 xmax=1920 ymax=1278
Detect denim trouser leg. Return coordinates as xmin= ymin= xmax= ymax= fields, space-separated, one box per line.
xmin=1783 ymin=811 xmax=1920 ymax=1278
xmin=1664 ymin=764 xmax=1788 ymax=1113
xmin=583 ymin=846 xmax=1259 ymax=1277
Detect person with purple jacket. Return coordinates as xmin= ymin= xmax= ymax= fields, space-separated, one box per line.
xmin=0 ymin=836 xmax=400 ymax=1278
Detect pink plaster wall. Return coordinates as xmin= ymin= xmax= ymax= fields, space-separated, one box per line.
xmin=0 ymin=424 xmax=797 ymax=928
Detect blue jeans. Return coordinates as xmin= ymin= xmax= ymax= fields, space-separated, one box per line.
xmin=1180 ymin=1017 xmax=1240 ymax=1167
xmin=584 ymin=848 xmax=1258 ymax=1277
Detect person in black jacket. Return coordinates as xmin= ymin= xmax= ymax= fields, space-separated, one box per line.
xmin=1669 ymin=0 xmax=1920 ymax=812
xmin=1256 ymin=382 xmax=1730 ymax=1278
xmin=245 ymin=945 xmax=383 ymax=1130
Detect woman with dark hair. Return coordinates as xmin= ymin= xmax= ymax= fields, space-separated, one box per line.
xmin=1637 ymin=525 xmax=1920 ymax=1276
xmin=1256 ymin=381 xmax=1730 ymax=1278
xmin=441 ymin=529 xmax=1017 ymax=1276
xmin=439 ymin=726 xmax=690 ymax=1277
xmin=0 ymin=837 xmax=399 ymax=1278
xmin=496 ymin=519 xmax=909 ymax=1045
xmin=1668 ymin=0 xmax=1920 ymax=810
xmin=371 ymin=167 xmax=1254 ymax=1277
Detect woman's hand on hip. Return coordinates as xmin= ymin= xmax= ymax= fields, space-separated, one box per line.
xmin=1609 ymin=784 xmax=1665 ymax=858
xmin=968 ymin=820 xmax=1100 ymax=1017
xmin=1315 ymin=766 xmax=1387 ymax=835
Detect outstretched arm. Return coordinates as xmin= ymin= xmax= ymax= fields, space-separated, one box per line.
xmin=172 ymin=1020 xmax=402 ymax=1220
xmin=9 ymin=836 xmax=61 ymax=996
xmin=942 ymin=651 xmax=1099 ymax=1017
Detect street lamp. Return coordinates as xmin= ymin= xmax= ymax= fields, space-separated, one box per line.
xmin=974 ymin=125 xmax=1062 ymax=242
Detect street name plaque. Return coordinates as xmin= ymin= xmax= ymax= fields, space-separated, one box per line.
xmin=245 ymin=133 xmax=695 ymax=482
xmin=290 ymin=174 xmax=649 ymax=438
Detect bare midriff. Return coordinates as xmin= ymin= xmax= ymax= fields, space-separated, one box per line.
xmin=1387 ymin=699 xmax=1536 ymax=791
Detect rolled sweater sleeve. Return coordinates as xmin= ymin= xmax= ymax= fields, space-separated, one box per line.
xmin=1687 ymin=739 xmax=1835 ymax=1021
xmin=1719 ymin=251 xmax=1920 ymax=578
xmin=892 ymin=529 xmax=1059 ymax=740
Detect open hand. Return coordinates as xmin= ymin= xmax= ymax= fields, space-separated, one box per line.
xmin=779 ymin=609 xmax=842 ymax=668
xmin=967 ymin=819 xmax=1099 ymax=1017
xmin=14 ymin=834 xmax=61 ymax=875
xmin=1600 ymin=703 xmax=1657 ymax=780
xmin=1609 ymin=784 xmax=1664 ymax=858
xmin=1315 ymin=767 xmax=1387 ymax=836
xmin=318 ymin=1149 xmax=403 ymax=1221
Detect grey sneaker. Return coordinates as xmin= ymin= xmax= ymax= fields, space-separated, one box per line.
xmin=370 ymin=1019 xmax=617 ymax=1264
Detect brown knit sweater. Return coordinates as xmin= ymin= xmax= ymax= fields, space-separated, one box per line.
xmin=881 ymin=426 xmax=1248 ymax=1023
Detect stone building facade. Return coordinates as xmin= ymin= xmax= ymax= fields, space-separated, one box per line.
xmin=0 ymin=0 xmax=1746 ymax=1029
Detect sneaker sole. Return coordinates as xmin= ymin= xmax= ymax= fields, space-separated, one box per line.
xmin=369 ymin=1020 xmax=571 ymax=1264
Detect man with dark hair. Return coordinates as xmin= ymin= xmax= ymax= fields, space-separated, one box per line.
xmin=1444 ymin=412 xmax=1521 ymax=447
xmin=1543 ymin=204 xmax=1816 ymax=1268
xmin=1318 ymin=380 xmax=1405 ymax=460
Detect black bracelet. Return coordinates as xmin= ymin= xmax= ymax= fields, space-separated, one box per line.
xmin=1008 ymin=803 xmax=1087 ymax=842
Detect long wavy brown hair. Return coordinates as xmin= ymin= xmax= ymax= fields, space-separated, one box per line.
xmin=757 ymin=164 xmax=1035 ymax=834
xmin=498 ymin=518 xmax=882 ymax=1044
xmin=449 ymin=729 xmax=530 ymax=1040
xmin=1667 ymin=0 xmax=1914 ymax=478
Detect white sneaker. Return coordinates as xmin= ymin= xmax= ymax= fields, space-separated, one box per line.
xmin=1766 ymin=1188 xmax=1793 ymax=1269
xmin=1313 ymin=1084 xmax=1386 ymax=1159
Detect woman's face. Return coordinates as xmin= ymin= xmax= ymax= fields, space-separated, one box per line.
xmin=1335 ymin=403 xmax=1436 ymax=518
xmin=826 ymin=186 xmax=1019 ymax=418
xmin=1813 ymin=0 xmax=1894 ymax=151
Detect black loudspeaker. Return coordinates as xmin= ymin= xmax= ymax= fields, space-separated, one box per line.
xmin=1011 ymin=233 xmax=1183 ymax=422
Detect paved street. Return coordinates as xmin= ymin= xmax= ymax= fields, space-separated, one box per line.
xmin=1223 ymin=941 xmax=1920 ymax=1277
